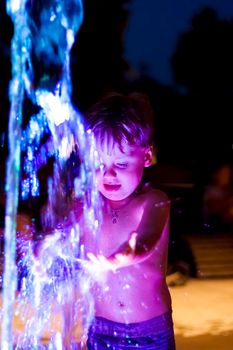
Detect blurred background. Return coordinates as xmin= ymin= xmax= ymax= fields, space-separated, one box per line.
xmin=0 ymin=0 xmax=233 ymax=348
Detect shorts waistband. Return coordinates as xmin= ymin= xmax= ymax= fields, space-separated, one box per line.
xmin=89 ymin=312 xmax=173 ymax=338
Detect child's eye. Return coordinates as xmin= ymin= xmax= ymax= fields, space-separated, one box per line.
xmin=116 ymin=163 xmax=128 ymax=168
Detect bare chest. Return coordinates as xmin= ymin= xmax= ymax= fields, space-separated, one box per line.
xmin=98 ymin=204 xmax=143 ymax=256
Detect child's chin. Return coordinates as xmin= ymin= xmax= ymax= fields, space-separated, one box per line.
xmin=103 ymin=192 xmax=122 ymax=201
xmin=101 ymin=191 xmax=130 ymax=202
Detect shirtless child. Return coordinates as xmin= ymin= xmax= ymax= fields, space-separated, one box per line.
xmin=84 ymin=92 xmax=176 ymax=350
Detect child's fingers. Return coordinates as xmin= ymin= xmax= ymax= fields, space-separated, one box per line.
xmin=87 ymin=252 xmax=99 ymax=265
xmin=97 ymin=255 xmax=113 ymax=270
xmin=129 ymin=232 xmax=137 ymax=251
xmin=87 ymin=253 xmax=112 ymax=271
xmin=115 ymin=253 xmax=128 ymax=262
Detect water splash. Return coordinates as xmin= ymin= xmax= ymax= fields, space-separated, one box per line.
xmin=2 ymin=0 xmax=101 ymax=348
xmin=2 ymin=1 xmax=29 ymax=348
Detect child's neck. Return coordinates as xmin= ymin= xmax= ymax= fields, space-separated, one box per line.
xmin=107 ymin=182 xmax=147 ymax=210
xmin=107 ymin=194 xmax=134 ymax=210
xmin=104 ymin=195 xmax=135 ymax=224
xmin=103 ymin=181 xmax=147 ymax=210
xmin=107 ymin=193 xmax=134 ymax=209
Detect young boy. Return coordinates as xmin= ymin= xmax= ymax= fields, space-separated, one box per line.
xmin=84 ymin=92 xmax=176 ymax=349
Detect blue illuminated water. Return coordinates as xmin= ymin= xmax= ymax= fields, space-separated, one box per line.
xmin=1 ymin=1 xmax=100 ymax=348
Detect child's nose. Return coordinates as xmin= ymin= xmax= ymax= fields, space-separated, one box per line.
xmin=103 ymin=166 xmax=117 ymax=177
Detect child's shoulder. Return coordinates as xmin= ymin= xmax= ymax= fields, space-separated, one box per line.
xmin=138 ymin=184 xmax=170 ymax=208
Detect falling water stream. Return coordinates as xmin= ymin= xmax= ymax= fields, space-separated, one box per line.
xmin=1 ymin=0 xmax=101 ymax=348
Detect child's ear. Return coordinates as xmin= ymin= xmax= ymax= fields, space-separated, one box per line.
xmin=144 ymin=146 xmax=153 ymax=167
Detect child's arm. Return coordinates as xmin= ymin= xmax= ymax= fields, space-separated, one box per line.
xmin=87 ymin=190 xmax=170 ymax=270
xmin=135 ymin=190 xmax=170 ymax=253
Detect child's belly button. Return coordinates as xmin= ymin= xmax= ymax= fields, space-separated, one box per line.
xmin=117 ymin=300 xmax=125 ymax=307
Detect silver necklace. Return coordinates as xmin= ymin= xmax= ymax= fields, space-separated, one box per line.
xmin=108 ymin=196 xmax=134 ymax=224
xmin=111 ymin=208 xmax=119 ymax=224
xmin=108 ymin=185 xmax=144 ymax=224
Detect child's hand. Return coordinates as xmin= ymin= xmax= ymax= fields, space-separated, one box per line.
xmin=86 ymin=253 xmax=115 ymax=271
xmin=87 ymin=232 xmax=137 ymax=271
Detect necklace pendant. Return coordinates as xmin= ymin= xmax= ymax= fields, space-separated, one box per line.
xmin=111 ymin=209 xmax=118 ymax=224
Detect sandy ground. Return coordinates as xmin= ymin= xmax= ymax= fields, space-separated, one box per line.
xmin=170 ymin=278 xmax=233 ymax=350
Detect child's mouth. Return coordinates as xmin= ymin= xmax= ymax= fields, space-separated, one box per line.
xmin=103 ymin=184 xmax=121 ymax=192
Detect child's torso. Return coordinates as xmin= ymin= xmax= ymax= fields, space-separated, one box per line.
xmin=93 ymin=189 xmax=172 ymax=323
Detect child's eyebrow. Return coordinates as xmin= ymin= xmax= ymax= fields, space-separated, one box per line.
xmin=121 ymin=149 xmax=135 ymax=156
xmin=118 ymin=150 xmax=131 ymax=157
xmin=118 ymin=144 xmax=133 ymax=156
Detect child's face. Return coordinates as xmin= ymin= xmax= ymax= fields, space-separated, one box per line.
xmin=95 ymin=138 xmax=152 ymax=201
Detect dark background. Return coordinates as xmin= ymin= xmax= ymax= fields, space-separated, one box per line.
xmin=125 ymin=0 xmax=233 ymax=86
xmin=0 ymin=0 xmax=232 ymax=235
xmin=1 ymin=1 xmax=232 ymax=167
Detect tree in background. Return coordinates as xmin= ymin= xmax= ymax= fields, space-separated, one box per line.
xmin=170 ymin=7 xmax=232 ymax=169
xmin=171 ymin=7 xmax=233 ymax=96
xmin=71 ymin=0 xmax=131 ymax=111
